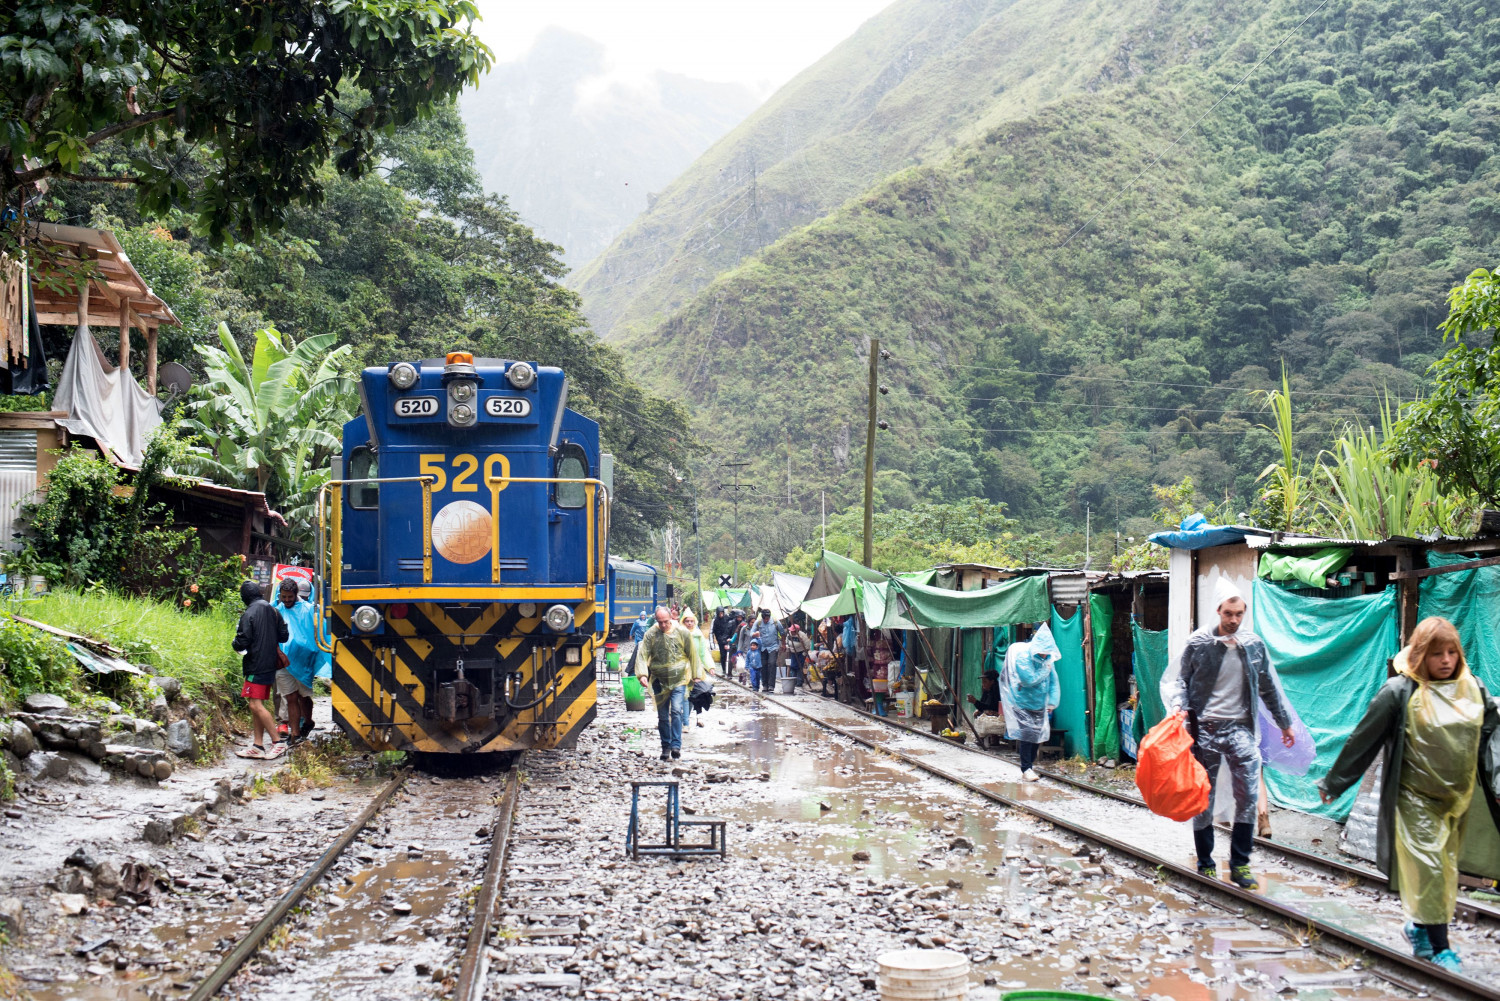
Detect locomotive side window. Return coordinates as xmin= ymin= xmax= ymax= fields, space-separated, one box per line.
xmin=349 ymin=447 xmax=379 ymax=509
xmin=555 ymin=443 xmax=588 ymax=509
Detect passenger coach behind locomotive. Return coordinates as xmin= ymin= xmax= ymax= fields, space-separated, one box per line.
xmin=320 ymin=352 xmax=610 ymax=761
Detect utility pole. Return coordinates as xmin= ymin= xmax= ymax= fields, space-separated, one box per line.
xmin=784 ymin=428 xmax=793 ymax=507
xmin=821 ymin=490 xmax=826 ymax=551
xmin=864 ymin=338 xmax=879 ymax=568
xmin=693 ymin=483 xmax=703 ymax=615
xmin=718 ymin=460 xmax=753 ymax=586
xmin=1085 ymin=503 xmax=1091 ymax=569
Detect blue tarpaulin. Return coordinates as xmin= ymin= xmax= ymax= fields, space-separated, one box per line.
xmin=1148 ymin=513 xmax=1258 ymax=551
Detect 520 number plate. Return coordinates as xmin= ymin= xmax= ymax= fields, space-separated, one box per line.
xmin=485 ymin=396 xmax=532 ymax=417
xmin=393 ymin=396 xmax=440 ymax=417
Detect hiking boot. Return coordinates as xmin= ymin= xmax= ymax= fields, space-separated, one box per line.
xmin=1197 ymin=864 xmax=1218 ymax=880
xmin=1403 ymin=922 xmax=1434 ymax=960
xmin=671 ymin=749 xmax=681 ymax=760
xmin=1228 ymin=865 xmax=1259 ymax=890
xmin=1432 ymin=949 xmax=1462 ymax=972
xmin=659 ymin=751 xmax=670 ymax=761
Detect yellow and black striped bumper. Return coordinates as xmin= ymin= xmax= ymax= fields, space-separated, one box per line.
xmin=328 ymin=601 xmax=597 ymax=754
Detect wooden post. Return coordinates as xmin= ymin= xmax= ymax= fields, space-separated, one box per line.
xmin=118 ymin=309 xmax=130 ymax=375
xmin=75 ymin=244 xmax=89 ymax=331
xmin=145 ymin=325 xmax=158 ymax=394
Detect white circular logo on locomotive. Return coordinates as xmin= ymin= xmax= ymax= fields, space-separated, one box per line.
xmin=431 ymin=500 xmax=493 ymax=564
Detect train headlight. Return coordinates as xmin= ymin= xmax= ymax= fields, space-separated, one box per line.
xmin=563 ymin=646 xmax=583 ymax=665
xmin=451 ymin=382 xmax=475 ymax=403
xmin=388 ymin=362 xmax=419 ymax=390
xmin=517 ymin=602 xmax=537 ymax=619
xmin=451 ymin=403 xmax=475 ymax=424
xmin=506 ymin=362 xmax=536 ymax=389
xmin=543 ymin=604 xmax=573 ymax=632
xmin=352 ymin=605 xmax=381 ymax=632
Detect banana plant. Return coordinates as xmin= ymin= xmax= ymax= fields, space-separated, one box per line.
xmin=1256 ymin=369 xmax=1314 ymax=532
xmin=178 ymin=322 xmax=356 ymax=543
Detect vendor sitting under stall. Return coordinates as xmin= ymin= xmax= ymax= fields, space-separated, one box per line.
xmin=968 ymin=668 xmax=1005 ymax=746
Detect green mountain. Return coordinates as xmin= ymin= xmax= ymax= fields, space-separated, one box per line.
xmin=574 ymin=0 xmax=1252 ymax=338
xmin=603 ymin=0 xmax=1500 ymax=566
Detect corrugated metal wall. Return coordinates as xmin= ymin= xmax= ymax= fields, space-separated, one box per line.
xmin=0 ymin=431 xmax=38 ymax=552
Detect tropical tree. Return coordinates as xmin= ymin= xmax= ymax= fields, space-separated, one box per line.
xmin=1388 ymin=268 xmax=1500 ymax=510
xmin=0 ymin=1 xmax=490 ymax=245
xmin=180 ymin=322 xmax=356 ymax=541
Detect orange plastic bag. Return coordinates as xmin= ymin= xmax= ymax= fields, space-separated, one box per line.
xmin=1134 ymin=710 xmax=1211 ymax=821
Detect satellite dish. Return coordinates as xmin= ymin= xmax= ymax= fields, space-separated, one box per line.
xmin=158 ymin=362 xmax=193 ymax=396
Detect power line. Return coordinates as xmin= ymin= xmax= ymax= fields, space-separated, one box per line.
xmin=933 ymin=360 xmax=1401 ymax=400
xmin=1055 ymin=0 xmax=1337 ymax=251
xmin=890 ymin=387 xmax=1384 ymax=419
xmin=882 ymin=424 xmax=1348 ymax=437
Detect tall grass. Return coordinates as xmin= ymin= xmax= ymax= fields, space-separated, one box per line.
xmin=16 ymin=589 xmax=241 ymax=700
xmin=1257 ymin=370 xmax=1310 ymax=532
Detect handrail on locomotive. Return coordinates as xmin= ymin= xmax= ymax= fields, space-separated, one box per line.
xmin=313 ymin=473 xmax=611 ymax=656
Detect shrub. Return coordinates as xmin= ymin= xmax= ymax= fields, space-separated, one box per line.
xmin=0 ymin=616 xmax=76 ymax=708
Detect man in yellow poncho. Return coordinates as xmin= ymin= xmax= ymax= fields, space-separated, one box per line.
xmin=635 ymin=606 xmax=702 ymax=762
xmin=1321 ymin=616 xmax=1500 ymax=973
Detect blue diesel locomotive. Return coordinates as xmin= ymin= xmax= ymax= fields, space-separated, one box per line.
xmin=318 ymin=351 xmax=610 ymax=759
xmin=606 ymin=557 xmax=657 ymax=637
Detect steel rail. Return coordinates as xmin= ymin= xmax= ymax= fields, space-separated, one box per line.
xmin=455 ymin=767 xmax=522 ymax=1001
xmin=735 ymin=683 xmax=1500 ymax=1001
xmin=820 ymin=694 xmax=1500 ymax=924
xmin=186 ymin=771 xmax=407 ymax=1001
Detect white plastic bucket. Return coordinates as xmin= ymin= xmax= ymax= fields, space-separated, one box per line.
xmin=893 ymin=693 xmax=915 ymax=718
xmin=876 ymin=949 xmax=968 ymax=1001
xmin=777 ymin=677 xmax=796 ymax=694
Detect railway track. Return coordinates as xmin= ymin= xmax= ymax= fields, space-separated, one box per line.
xmin=736 ymin=681 xmax=1500 ymax=1001
xmin=821 ymin=693 xmax=1500 ymax=925
xmin=181 ymin=766 xmax=523 ymax=1001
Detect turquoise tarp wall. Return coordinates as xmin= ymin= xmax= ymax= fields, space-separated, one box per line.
xmin=1049 ymin=606 xmax=1091 ymax=759
xmin=1251 ymin=580 xmax=1398 ymax=820
xmin=1418 ymin=552 xmax=1500 ymax=693
xmin=1131 ymin=623 xmax=1170 ymax=747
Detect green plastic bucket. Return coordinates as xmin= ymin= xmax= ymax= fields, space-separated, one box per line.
xmin=622 ymin=674 xmax=647 ymax=711
xmin=1001 ymin=993 xmax=1113 ymax=1001
xmin=605 ymin=650 xmax=620 ymax=674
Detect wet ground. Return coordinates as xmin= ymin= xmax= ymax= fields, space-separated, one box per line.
xmin=7 ymin=674 xmax=1493 ymax=1000
xmin=747 ymin=687 xmax=1500 ymax=989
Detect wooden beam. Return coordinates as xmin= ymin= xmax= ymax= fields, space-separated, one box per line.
xmin=146 ymin=326 xmax=157 ymax=394
xmin=1389 ymin=553 xmax=1500 ymax=581
xmin=118 ymin=305 xmax=130 ymax=375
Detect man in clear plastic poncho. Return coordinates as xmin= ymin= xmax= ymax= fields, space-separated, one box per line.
xmin=635 ymin=606 xmax=702 ymax=762
xmin=1001 ymin=623 xmax=1061 ymax=781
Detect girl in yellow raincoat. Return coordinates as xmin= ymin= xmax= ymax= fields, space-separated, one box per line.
xmin=1320 ymin=617 xmax=1500 ymax=972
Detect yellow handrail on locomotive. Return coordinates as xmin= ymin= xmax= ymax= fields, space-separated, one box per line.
xmin=313 ymin=473 xmax=611 ymax=654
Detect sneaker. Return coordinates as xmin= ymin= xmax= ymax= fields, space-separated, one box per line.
xmin=263 ymin=742 xmax=288 ymax=761
xmin=695 ymin=719 xmax=705 ymax=728
xmin=277 ymin=723 xmax=290 ymax=738
xmin=659 ymin=751 xmax=670 ymax=761
xmin=1403 ymin=922 xmax=1434 ymax=960
xmin=1197 ymin=864 xmax=1218 ymax=880
xmin=1229 ymin=865 xmax=1259 ymax=890
xmin=1431 ymin=949 xmax=1462 ymax=972
xmin=286 ymin=734 xmax=307 ymax=748
xmin=671 ymin=749 xmax=681 ymax=759
xmin=235 ymin=744 xmax=268 ymax=759
xmin=1022 ymin=768 xmax=1039 ymax=782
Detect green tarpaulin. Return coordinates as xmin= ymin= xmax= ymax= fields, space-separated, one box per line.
xmin=1049 ymin=605 xmax=1091 ymax=760
xmin=1257 ymin=547 xmax=1353 ymax=589
xmin=859 ymin=579 xmax=920 ymax=631
xmin=1251 ymin=580 xmax=1397 ymax=820
xmin=1089 ymin=594 xmax=1120 ymax=762
xmin=895 ymin=575 xmax=1050 ymax=629
xmin=1418 ymin=551 xmax=1500 ymax=693
xmin=1130 ymin=623 xmax=1170 ymax=748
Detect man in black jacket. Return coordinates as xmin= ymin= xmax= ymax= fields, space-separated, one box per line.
xmin=711 ymin=608 xmax=735 ymax=671
xmin=233 ymin=580 xmax=290 ymax=760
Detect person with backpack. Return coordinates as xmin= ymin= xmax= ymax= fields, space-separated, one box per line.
xmin=233 ymin=580 xmax=290 ymax=760
xmin=1319 ymin=616 xmax=1500 ymax=972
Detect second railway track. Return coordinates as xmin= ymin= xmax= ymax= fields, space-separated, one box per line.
xmin=737 ymin=681 xmax=1500 ymax=1001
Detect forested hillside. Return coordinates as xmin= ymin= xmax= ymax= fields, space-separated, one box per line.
xmin=613 ymin=0 xmax=1500 ymax=563
xmin=575 ymin=0 xmax=1253 ymax=338
xmin=460 ymin=29 xmax=759 ymax=265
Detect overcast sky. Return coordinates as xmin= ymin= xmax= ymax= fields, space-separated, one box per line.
xmin=472 ymin=0 xmax=893 ymax=94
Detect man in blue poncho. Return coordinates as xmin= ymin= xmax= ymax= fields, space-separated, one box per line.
xmin=276 ymin=578 xmax=329 ymax=744
xmin=1001 ymin=623 xmax=1062 ymax=781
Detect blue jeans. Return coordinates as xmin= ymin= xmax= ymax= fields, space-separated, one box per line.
xmin=656 ymin=684 xmax=688 ymax=753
